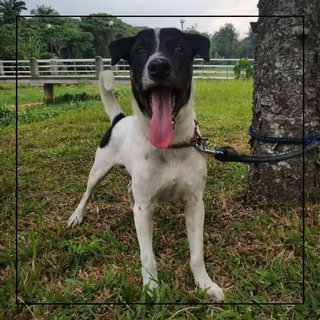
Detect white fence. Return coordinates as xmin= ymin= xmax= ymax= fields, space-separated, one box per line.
xmin=0 ymin=58 xmax=254 ymax=81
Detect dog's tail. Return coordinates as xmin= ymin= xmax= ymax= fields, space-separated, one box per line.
xmin=99 ymin=70 xmax=124 ymax=123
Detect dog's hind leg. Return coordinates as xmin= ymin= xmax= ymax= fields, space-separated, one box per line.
xmin=67 ymin=148 xmax=115 ymax=227
xmin=185 ymin=198 xmax=224 ymax=302
xmin=127 ymin=181 xmax=135 ymax=209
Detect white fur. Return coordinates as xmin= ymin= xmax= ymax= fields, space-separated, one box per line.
xmin=67 ymin=70 xmax=224 ymax=302
xmin=154 ymin=27 xmax=160 ymax=51
xmin=98 ymin=70 xmax=122 ymax=122
xmin=141 ymin=28 xmax=164 ymax=91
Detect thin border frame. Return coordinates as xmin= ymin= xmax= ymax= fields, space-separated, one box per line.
xmin=15 ymin=14 xmax=305 ymax=307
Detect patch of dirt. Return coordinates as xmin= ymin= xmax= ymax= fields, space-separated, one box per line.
xmin=9 ymin=102 xmax=44 ymax=111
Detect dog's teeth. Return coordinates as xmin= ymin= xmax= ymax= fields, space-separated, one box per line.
xmin=171 ymin=113 xmax=176 ymax=129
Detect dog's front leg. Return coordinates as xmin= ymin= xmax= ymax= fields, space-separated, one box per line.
xmin=133 ymin=202 xmax=158 ymax=291
xmin=185 ymin=198 xmax=224 ymax=302
xmin=67 ymin=148 xmax=114 ymax=227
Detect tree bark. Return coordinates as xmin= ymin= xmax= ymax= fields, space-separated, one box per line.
xmin=247 ymin=0 xmax=320 ymax=203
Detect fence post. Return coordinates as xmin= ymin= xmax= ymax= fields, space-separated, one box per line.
xmin=50 ymin=59 xmax=58 ymax=75
xmin=30 ymin=58 xmax=39 ymax=78
xmin=0 ymin=61 xmax=4 ymax=76
xmin=44 ymin=84 xmax=54 ymax=103
xmin=95 ymin=56 xmax=103 ymax=78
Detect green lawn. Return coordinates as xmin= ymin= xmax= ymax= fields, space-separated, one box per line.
xmin=1 ymin=82 xmax=100 ymax=106
xmin=0 ymin=80 xmax=319 ymax=319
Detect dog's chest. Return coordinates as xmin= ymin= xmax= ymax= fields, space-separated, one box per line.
xmin=155 ymin=172 xmax=194 ymax=202
xmin=133 ymin=148 xmax=207 ymax=203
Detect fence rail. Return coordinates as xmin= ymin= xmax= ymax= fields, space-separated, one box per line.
xmin=0 ymin=57 xmax=254 ymax=81
xmin=0 ymin=57 xmax=253 ymax=102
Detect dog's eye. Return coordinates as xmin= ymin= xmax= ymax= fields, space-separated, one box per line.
xmin=175 ymin=45 xmax=185 ymax=54
xmin=135 ymin=48 xmax=146 ymax=56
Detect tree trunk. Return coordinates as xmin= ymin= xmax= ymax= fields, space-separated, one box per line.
xmin=247 ymin=0 xmax=320 ymax=203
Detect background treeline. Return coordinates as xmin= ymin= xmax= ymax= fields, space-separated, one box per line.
xmin=0 ymin=1 xmax=256 ymax=60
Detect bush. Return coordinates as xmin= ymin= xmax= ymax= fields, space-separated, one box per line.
xmin=0 ymin=102 xmax=15 ymax=126
xmin=234 ymin=58 xmax=253 ymax=79
xmin=52 ymin=92 xmax=100 ymax=105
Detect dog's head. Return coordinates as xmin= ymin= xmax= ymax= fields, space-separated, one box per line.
xmin=109 ymin=28 xmax=210 ymax=148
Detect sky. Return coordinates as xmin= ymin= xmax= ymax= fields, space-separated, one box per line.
xmin=23 ymin=0 xmax=259 ymax=38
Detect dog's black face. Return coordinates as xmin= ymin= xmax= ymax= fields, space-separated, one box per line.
xmin=109 ymin=28 xmax=210 ymax=148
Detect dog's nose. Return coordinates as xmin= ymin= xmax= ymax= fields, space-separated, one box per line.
xmin=148 ymin=58 xmax=171 ymax=79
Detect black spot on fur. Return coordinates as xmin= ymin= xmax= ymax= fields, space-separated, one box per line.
xmin=99 ymin=113 xmax=125 ymax=148
xmin=112 ymin=113 xmax=126 ymax=126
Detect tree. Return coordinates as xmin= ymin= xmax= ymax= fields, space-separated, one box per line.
xmin=45 ymin=18 xmax=93 ymax=58
xmin=0 ymin=0 xmax=27 ymax=24
xmin=185 ymin=24 xmax=201 ymax=34
xmin=18 ymin=34 xmax=46 ymax=59
xmin=247 ymin=0 xmax=320 ymax=202
xmin=30 ymin=5 xmax=59 ymax=16
xmin=238 ymin=28 xmax=256 ymax=58
xmin=80 ymin=14 xmax=146 ymax=57
xmin=0 ymin=23 xmax=15 ymax=58
xmin=80 ymin=15 xmax=115 ymax=57
xmin=61 ymin=26 xmax=94 ymax=59
xmin=16 ymin=16 xmax=95 ymax=59
xmin=211 ymin=23 xmax=239 ymax=58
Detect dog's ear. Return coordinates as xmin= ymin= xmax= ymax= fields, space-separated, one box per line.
xmin=109 ymin=36 xmax=136 ymax=65
xmin=185 ymin=33 xmax=210 ymax=62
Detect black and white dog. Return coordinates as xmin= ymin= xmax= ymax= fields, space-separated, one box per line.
xmin=68 ymin=28 xmax=224 ymax=301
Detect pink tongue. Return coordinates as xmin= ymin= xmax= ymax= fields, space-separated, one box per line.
xmin=150 ymin=87 xmax=174 ymax=149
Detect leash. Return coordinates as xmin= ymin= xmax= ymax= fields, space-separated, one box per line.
xmin=169 ymin=121 xmax=320 ymax=164
xmin=210 ymin=143 xmax=319 ymax=163
xmin=248 ymin=126 xmax=320 ymax=146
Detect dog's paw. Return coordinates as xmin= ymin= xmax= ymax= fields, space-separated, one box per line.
xmin=143 ymin=280 xmax=159 ymax=297
xmin=205 ymin=282 xmax=225 ymax=302
xmin=198 ymin=280 xmax=224 ymax=302
xmin=67 ymin=211 xmax=83 ymax=227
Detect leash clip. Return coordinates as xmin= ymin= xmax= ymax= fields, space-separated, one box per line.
xmin=193 ymin=139 xmax=224 ymax=156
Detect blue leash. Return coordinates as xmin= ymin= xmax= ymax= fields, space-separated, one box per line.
xmin=194 ymin=126 xmax=320 ymax=164
xmin=248 ymin=126 xmax=320 ymax=145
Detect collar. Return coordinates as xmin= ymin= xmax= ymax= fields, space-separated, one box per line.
xmin=168 ymin=120 xmax=208 ymax=149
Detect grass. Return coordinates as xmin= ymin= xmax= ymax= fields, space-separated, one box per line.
xmin=0 ymin=80 xmax=319 ymax=319
xmin=0 ymin=81 xmax=100 ymax=106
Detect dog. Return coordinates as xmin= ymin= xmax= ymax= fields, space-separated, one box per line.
xmin=67 ymin=27 xmax=224 ymax=302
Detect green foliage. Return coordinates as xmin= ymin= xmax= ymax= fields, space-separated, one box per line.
xmin=17 ymin=16 xmax=95 ymax=59
xmin=211 ymin=23 xmax=239 ymax=58
xmin=210 ymin=24 xmax=256 ymax=59
xmin=0 ymin=23 xmax=16 ymax=59
xmin=238 ymin=28 xmax=256 ymax=58
xmin=18 ymin=34 xmax=47 ymax=59
xmin=1 ymin=14 xmax=148 ymax=60
xmin=234 ymin=58 xmax=254 ymax=79
xmin=80 ymin=15 xmax=144 ymax=58
xmin=1 ymin=6 xmax=256 ymax=61
xmin=30 ymin=5 xmax=59 ymax=16
xmin=0 ymin=0 xmax=27 ymax=24
xmin=52 ymin=92 xmax=100 ymax=104
xmin=0 ymin=101 xmax=15 ymax=125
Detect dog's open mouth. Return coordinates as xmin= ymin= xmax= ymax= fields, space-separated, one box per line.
xmin=144 ymin=86 xmax=178 ymax=149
